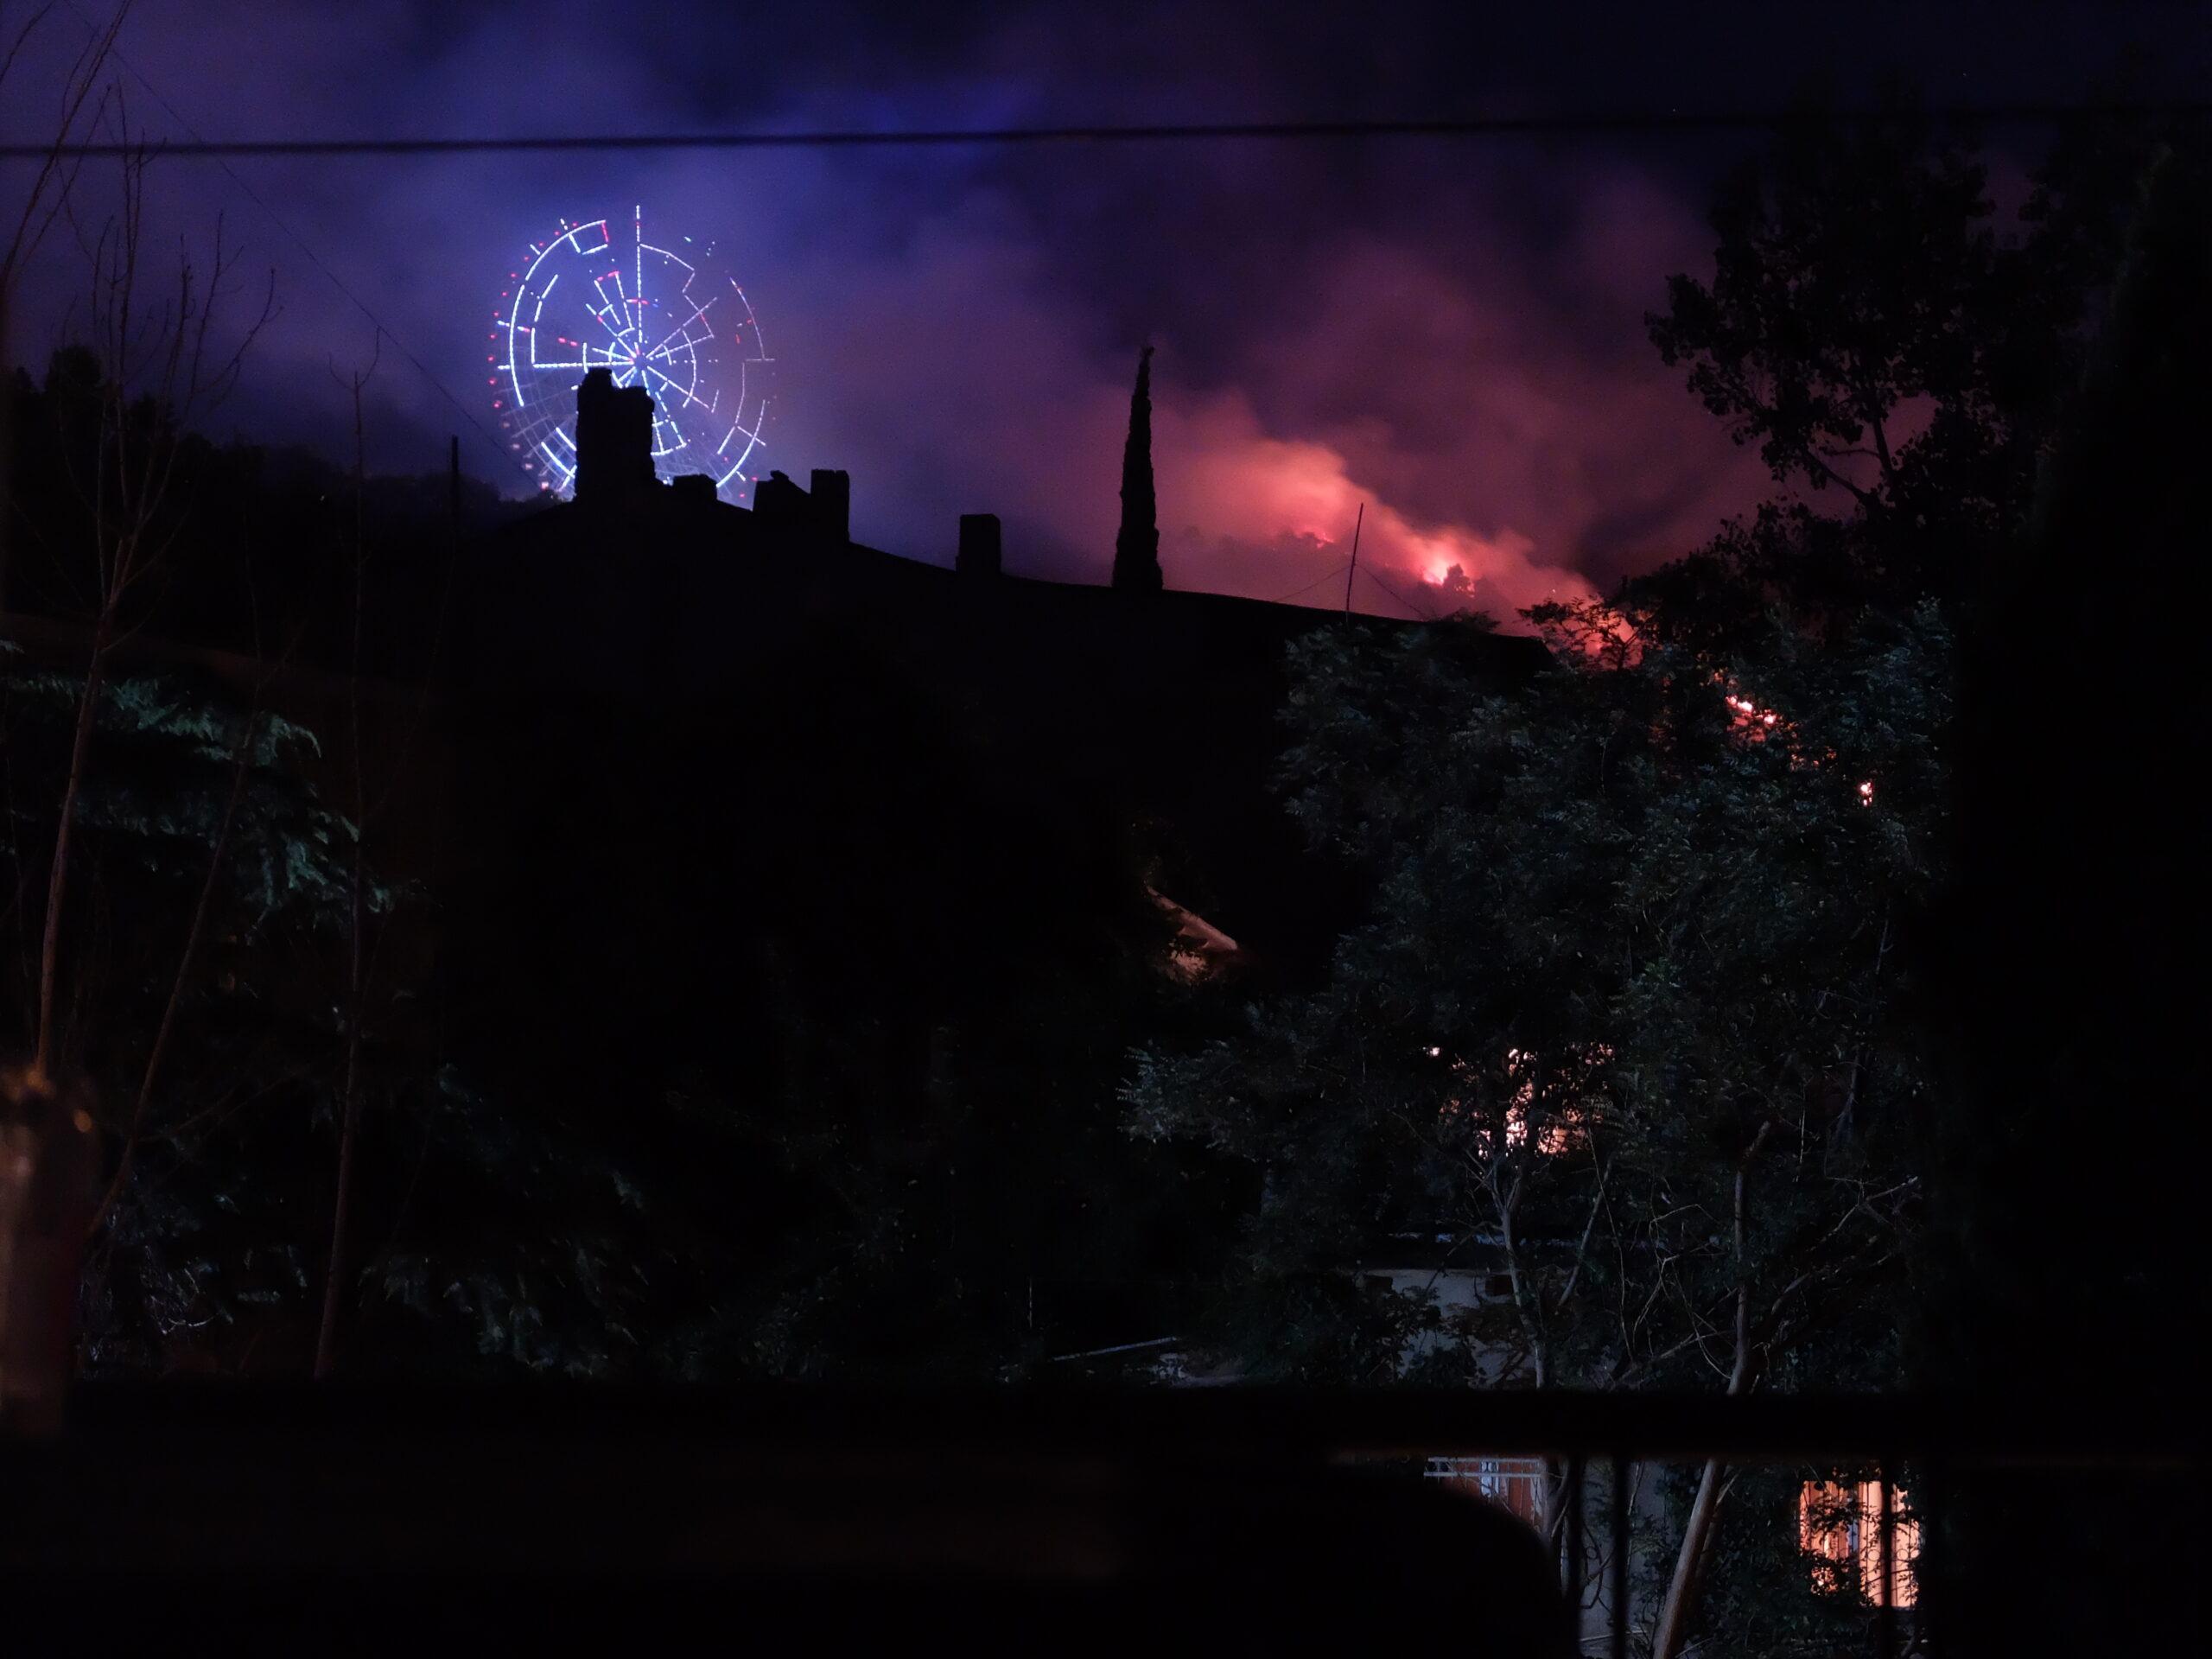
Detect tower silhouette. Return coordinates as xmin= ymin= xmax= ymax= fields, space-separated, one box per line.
xmin=573 ymin=368 xmax=655 ymax=506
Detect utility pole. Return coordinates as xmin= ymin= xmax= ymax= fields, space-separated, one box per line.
xmin=1342 ymin=501 xmax=1364 ymax=619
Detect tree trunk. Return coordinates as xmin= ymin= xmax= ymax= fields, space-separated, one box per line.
xmin=1651 ymin=1453 xmax=1726 ymax=1659
xmin=89 ymin=710 xmax=260 ymax=1238
xmin=1650 ymin=1123 xmax=1771 ymax=1659
xmin=310 ymin=1021 xmax=360 ymax=1379
xmin=313 ymin=357 xmax=373 ymax=1379
xmin=31 ymin=605 xmax=115 ymax=1081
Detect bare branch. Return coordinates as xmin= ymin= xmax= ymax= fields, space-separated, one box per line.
xmin=86 ymin=704 xmax=261 ymax=1237
xmin=0 ymin=1 xmax=127 ymax=302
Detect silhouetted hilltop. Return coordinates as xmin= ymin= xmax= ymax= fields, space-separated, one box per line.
xmin=454 ymin=376 xmax=1545 ymax=976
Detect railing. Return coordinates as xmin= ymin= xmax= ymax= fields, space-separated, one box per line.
xmin=6 ymin=1074 xmax=2199 ymax=1649
xmin=1425 ymin=1449 xmax=1917 ymax=1652
xmin=10 ymin=1383 xmax=2194 ymax=1635
xmin=1375 ymin=1391 xmax=2191 ymax=1656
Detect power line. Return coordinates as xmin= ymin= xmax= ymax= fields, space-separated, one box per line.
xmin=4 ymin=101 xmax=2204 ymax=162
xmin=1353 ymin=563 xmax=1445 ymax=621
xmin=1262 ymin=562 xmax=1353 ymax=607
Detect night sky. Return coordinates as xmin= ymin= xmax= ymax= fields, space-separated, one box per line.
xmin=4 ymin=0 xmax=2206 ymax=617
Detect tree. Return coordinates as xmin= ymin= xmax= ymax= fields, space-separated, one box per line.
xmin=1124 ymin=94 xmax=2200 ymax=1655
xmin=1 ymin=64 xmax=396 ymax=1376
xmin=0 ymin=327 xmax=537 ymax=1377
xmin=1639 ymin=92 xmax=2190 ymax=638
xmin=0 ymin=0 xmax=125 ymax=615
xmin=1126 ymin=600 xmax=1949 ymax=1648
xmin=310 ymin=338 xmax=378 ymax=1379
xmin=1648 ymin=100 xmax=1998 ymax=512
xmin=1643 ymin=93 xmax=2207 ymax=1652
xmin=0 ymin=658 xmax=359 ymax=1370
xmin=13 ymin=122 xmax=272 ymax=1084
xmin=1112 ymin=345 xmax=1162 ymax=594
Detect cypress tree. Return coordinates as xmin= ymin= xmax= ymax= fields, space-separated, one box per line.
xmin=1112 ymin=346 xmax=1162 ymax=594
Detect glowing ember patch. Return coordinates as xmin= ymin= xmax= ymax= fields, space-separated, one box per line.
xmin=1437 ymin=1044 xmax=1607 ymax=1156
xmin=1720 ymin=685 xmax=1787 ymax=741
xmin=1149 ymin=888 xmax=1245 ymax=983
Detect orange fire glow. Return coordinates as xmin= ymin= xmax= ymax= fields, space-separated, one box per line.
xmin=1432 ymin=1045 xmax=1603 ymax=1155
xmin=1149 ymin=888 xmax=1245 ymax=983
xmin=1718 ymin=680 xmax=1789 ymax=744
xmin=1710 ymin=673 xmax=1879 ymax=804
xmin=1799 ymin=1478 xmax=1919 ymax=1608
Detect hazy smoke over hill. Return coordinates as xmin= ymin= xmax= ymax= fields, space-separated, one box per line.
xmin=4 ymin=0 xmax=2183 ymax=620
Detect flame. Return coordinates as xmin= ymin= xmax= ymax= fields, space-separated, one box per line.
xmin=1711 ymin=674 xmax=1880 ymax=804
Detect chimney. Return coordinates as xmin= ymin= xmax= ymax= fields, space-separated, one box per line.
xmin=573 ymin=368 xmax=656 ymax=507
xmin=672 ymin=474 xmax=718 ymax=508
xmin=957 ymin=513 xmax=1002 ymax=578
xmin=810 ymin=469 xmax=851 ymax=544
xmin=754 ymin=469 xmax=809 ymax=524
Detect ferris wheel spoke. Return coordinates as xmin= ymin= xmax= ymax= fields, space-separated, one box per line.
xmin=642 ymin=365 xmax=708 ymax=413
xmin=715 ymin=417 xmax=767 ymax=458
xmin=634 ymin=206 xmax=647 ymax=344
xmin=645 ymin=297 xmax=716 ymax=364
xmin=499 ymin=207 xmax=772 ymax=499
xmin=587 ymin=299 xmax=627 ymax=350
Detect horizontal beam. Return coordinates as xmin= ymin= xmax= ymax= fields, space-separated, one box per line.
xmin=4 ymin=104 xmax=2207 ymax=162
xmin=36 ymin=1380 xmax=2199 ymax=1470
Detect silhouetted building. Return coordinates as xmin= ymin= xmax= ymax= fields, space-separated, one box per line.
xmin=1113 ymin=346 xmax=1163 ymax=594
xmin=957 ymin=513 xmax=1002 ymax=578
xmin=672 ymin=474 xmax=717 ymax=508
xmin=810 ymin=469 xmax=851 ymax=544
xmin=573 ymin=368 xmax=655 ymax=508
xmin=454 ymin=372 xmax=1544 ymax=994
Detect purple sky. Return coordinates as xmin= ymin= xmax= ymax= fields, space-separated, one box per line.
xmin=4 ymin=0 xmax=2206 ymax=620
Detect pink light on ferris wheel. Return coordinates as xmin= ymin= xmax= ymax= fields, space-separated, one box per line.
xmin=492 ymin=207 xmax=776 ymax=500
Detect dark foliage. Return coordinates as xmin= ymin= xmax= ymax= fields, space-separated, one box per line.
xmin=0 ymin=659 xmax=358 ymax=1370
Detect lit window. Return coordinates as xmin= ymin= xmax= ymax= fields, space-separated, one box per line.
xmin=1427 ymin=1456 xmax=1547 ymax=1527
xmin=1798 ymin=1478 xmax=1919 ymax=1607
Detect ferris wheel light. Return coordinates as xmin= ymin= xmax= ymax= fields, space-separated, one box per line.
xmin=491 ymin=207 xmax=773 ymax=504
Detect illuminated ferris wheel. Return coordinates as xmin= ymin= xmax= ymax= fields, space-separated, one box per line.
xmin=489 ymin=207 xmax=774 ymax=500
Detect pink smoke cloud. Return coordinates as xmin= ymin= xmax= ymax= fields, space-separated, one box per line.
xmin=2 ymin=2 xmax=1781 ymax=630
xmin=1151 ymin=390 xmax=1598 ymax=620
